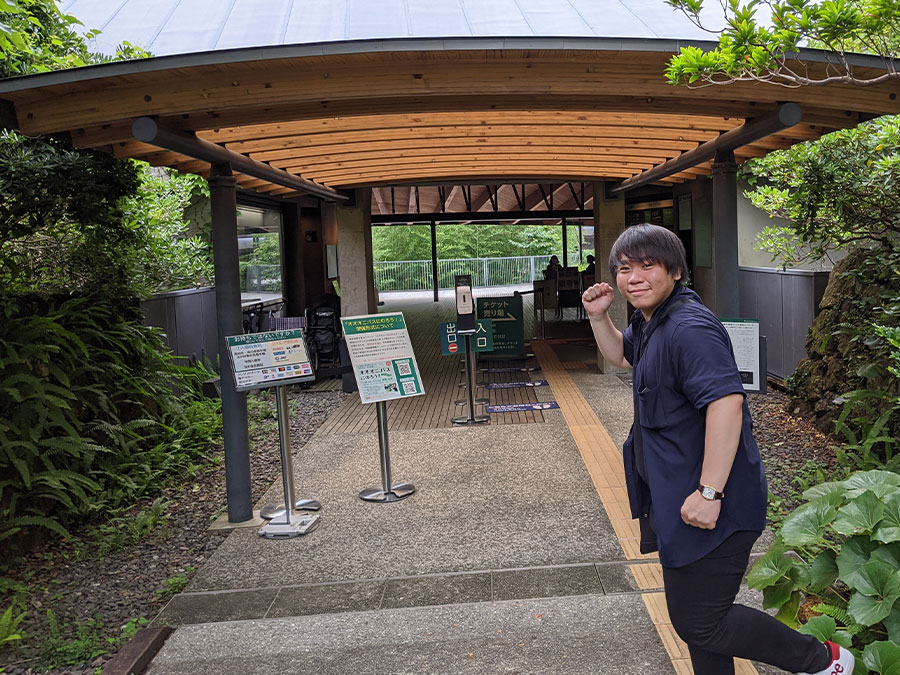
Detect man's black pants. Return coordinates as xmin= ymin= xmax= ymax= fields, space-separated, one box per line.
xmin=662 ymin=530 xmax=830 ymax=675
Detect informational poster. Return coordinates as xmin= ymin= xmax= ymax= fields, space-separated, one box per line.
xmin=341 ymin=313 xmax=424 ymax=404
xmin=440 ymin=320 xmax=494 ymax=355
xmin=226 ymin=329 xmax=315 ymax=392
xmin=477 ymin=295 xmax=524 ymax=355
xmin=721 ymin=318 xmax=762 ymax=393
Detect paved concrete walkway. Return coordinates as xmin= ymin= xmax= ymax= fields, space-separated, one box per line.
xmin=146 ymin=292 xmax=787 ymax=675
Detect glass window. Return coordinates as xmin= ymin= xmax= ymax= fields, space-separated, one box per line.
xmin=237 ymin=205 xmax=283 ymax=293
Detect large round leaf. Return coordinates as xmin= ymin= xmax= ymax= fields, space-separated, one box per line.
xmin=875 ymin=493 xmax=900 ymax=544
xmin=748 ymin=547 xmax=795 ymax=590
xmin=798 ymin=615 xmax=836 ymax=642
xmin=808 ymin=549 xmax=839 ymax=592
xmin=782 ymin=501 xmax=839 ymax=547
xmin=883 ymin=605 xmax=900 ymax=645
xmin=863 ymin=640 xmax=900 ymax=675
xmin=834 ymin=490 xmax=886 ymax=536
xmin=849 ymin=560 xmax=900 ymax=600
xmin=849 ymin=591 xmax=898 ymax=626
xmin=763 ymin=577 xmax=798 ymax=611
xmin=838 ymin=536 xmax=879 ymax=588
xmin=802 ymin=481 xmax=848 ymax=504
xmin=873 ymin=543 xmax=900 ymax=569
xmin=844 ymin=470 xmax=900 ymax=499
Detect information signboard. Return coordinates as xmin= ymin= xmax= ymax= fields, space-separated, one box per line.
xmin=440 ymin=320 xmax=494 ymax=355
xmin=476 ymin=295 xmax=524 ymax=355
xmin=341 ymin=313 xmax=425 ymax=404
xmin=226 ymin=329 xmax=315 ymax=392
xmin=721 ymin=318 xmax=764 ymax=393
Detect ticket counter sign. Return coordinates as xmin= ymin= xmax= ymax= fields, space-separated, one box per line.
xmin=342 ymin=313 xmax=424 ymax=404
xmin=226 ymin=329 xmax=315 ymax=392
xmin=477 ymin=296 xmax=523 ymax=355
xmin=440 ymin=320 xmax=494 ymax=355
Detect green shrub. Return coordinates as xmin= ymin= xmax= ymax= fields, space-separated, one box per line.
xmin=0 ymin=294 xmax=222 ymax=555
xmin=749 ymin=469 xmax=900 ymax=673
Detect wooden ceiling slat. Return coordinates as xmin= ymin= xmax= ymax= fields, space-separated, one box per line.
xmin=252 ymin=136 xmax=700 ymax=162
xmin=12 ymin=52 xmax=897 ymax=136
xmin=224 ymin=124 xmax=720 ymax=154
xmin=198 ymin=110 xmax=741 ymax=143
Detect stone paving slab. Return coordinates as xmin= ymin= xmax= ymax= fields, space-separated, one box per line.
xmin=147 ymin=594 xmax=675 ymax=675
xmin=188 ymin=422 xmax=623 ymax=592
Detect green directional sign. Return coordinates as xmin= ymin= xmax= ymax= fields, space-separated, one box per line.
xmin=440 ymin=320 xmax=493 ymax=355
xmin=477 ymin=295 xmax=524 ymax=355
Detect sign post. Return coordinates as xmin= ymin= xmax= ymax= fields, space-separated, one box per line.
xmin=341 ymin=313 xmax=424 ymax=502
xmin=225 ymin=329 xmax=320 ymax=539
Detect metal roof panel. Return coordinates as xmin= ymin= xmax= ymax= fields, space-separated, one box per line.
xmin=217 ymin=0 xmax=294 ymax=51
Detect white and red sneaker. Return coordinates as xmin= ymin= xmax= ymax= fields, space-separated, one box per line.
xmin=799 ymin=641 xmax=855 ymax=674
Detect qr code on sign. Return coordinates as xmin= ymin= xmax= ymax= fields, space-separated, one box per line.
xmin=402 ymin=381 xmax=418 ymax=395
xmin=397 ymin=362 xmax=412 ymax=376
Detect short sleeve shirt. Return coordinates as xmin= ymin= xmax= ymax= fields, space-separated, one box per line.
xmin=622 ymin=285 xmax=767 ymax=568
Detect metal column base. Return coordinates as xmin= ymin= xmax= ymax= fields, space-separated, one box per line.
xmin=452 ymin=414 xmax=489 ymax=425
xmin=455 ymin=398 xmax=489 ymax=405
xmin=359 ymin=482 xmax=416 ymax=502
xmin=259 ymin=499 xmax=322 ymax=520
xmin=258 ymin=512 xmax=321 ymax=539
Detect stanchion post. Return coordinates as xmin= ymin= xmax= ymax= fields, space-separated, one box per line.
xmin=360 ymin=401 xmax=416 ymax=502
xmin=257 ymin=385 xmax=321 ymax=538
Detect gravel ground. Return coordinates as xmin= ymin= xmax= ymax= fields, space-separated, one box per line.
xmin=0 ymin=385 xmax=833 ymax=674
xmin=0 ymin=387 xmax=346 ymax=675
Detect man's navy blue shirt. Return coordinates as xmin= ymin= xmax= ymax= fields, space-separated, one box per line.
xmin=622 ymin=285 xmax=767 ymax=568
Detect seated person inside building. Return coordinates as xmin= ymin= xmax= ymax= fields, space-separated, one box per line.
xmin=543 ymin=255 xmax=560 ymax=280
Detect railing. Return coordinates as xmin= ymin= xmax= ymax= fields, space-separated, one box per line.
xmin=373 ymin=255 xmax=581 ymax=291
xmin=243 ymin=264 xmax=282 ymax=293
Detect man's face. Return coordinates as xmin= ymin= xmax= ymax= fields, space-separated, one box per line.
xmin=615 ymin=258 xmax=681 ymax=320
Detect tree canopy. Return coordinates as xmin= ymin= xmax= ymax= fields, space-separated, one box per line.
xmin=665 ymin=0 xmax=900 ymax=87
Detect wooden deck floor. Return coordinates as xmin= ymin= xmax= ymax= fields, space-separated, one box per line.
xmin=318 ymin=290 xmax=590 ymax=434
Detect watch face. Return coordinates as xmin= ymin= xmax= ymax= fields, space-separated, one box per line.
xmin=701 ymin=486 xmax=716 ymax=500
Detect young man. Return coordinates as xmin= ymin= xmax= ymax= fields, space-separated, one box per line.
xmin=581 ymin=224 xmax=853 ymax=675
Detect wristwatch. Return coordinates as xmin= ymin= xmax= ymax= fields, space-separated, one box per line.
xmin=698 ymin=484 xmax=725 ymax=501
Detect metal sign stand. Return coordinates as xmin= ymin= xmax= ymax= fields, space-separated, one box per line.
xmin=452 ymin=332 xmax=489 ymax=425
xmin=360 ymin=400 xmax=416 ymax=502
xmin=258 ymin=385 xmax=321 ymax=538
xmin=456 ymin=348 xmax=489 ymax=406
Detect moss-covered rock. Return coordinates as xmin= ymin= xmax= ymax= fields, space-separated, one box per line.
xmin=787 ymin=245 xmax=900 ymax=437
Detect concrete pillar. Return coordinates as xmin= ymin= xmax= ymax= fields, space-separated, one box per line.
xmin=336 ymin=188 xmax=376 ymax=316
xmin=592 ymin=182 xmax=628 ymax=373
xmin=208 ymin=163 xmax=252 ymax=523
xmin=431 ymin=219 xmax=439 ymax=302
xmin=712 ymin=150 xmax=740 ymax=317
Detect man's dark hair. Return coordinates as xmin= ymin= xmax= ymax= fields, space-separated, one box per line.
xmin=608 ymin=223 xmax=689 ymax=282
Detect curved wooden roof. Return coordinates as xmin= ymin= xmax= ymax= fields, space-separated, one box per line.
xmin=1 ymin=39 xmax=896 ymax=199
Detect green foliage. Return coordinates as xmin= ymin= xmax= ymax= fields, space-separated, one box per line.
xmin=0 ymin=132 xmax=212 ymax=299
xmin=749 ymin=469 xmax=900 ymax=670
xmin=121 ymin=166 xmax=213 ymax=295
xmin=0 ymin=0 xmax=149 ymax=79
xmin=665 ymin=0 xmax=900 ymax=88
xmin=0 ymin=600 xmax=26 ymax=650
xmin=38 ymin=610 xmax=146 ymax=670
xmin=748 ymin=116 xmax=900 ymax=266
xmin=0 ymin=294 xmax=223 ymax=555
xmin=91 ymin=498 xmax=171 ymax=558
xmin=157 ymin=566 xmax=195 ymax=599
